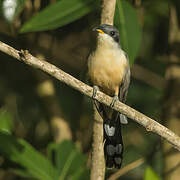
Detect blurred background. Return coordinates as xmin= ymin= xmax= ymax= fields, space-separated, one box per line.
xmin=0 ymin=0 xmax=180 ymax=179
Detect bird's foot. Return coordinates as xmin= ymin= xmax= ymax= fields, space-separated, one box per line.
xmin=110 ymin=95 xmax=119 ymax=108
xmin=92 ymin=85 xmax=99 ymax=99
xmin=92 ymin=86 xmax=106 ymax=118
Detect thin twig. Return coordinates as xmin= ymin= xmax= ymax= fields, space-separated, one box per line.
xmin=108 ymin=158 xmax=145 ymax=180
xmin=0 ymin=41 xmax=180 ymax=151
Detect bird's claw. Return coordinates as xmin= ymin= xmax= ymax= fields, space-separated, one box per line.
xmin=110 ymin=95 xmax=119 ymax=108
xmin=92 ymin=86 xmax=106 ymax=118
xmin=92 ymin=86 xmax=99 ymax=99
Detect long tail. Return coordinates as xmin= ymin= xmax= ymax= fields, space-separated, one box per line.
xmin=103 ymin=112 xmax=123 ymax=168
xmin=94 ymin=102 xmax=124 ymax=168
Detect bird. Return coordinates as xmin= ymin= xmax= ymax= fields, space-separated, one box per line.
xmin=88 ymin=24 xmax=130 ymax=168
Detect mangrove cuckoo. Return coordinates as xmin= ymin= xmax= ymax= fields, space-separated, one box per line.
xmin=88 ymin=24 xmax=130 ymax=168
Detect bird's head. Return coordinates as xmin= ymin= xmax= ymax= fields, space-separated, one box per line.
xmin=93 ymin=24 xmax=120 ymax=44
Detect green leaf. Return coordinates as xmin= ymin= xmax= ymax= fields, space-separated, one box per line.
xmin=10 ymin=169 xmax=34 ymax=179
xmin=0 ymin=131 xmax=58 ymax=180
xmin=20 ymin=0 xmax=98 ymax=33
xmin=114 ymin=0 xmax=141 ymax=64
xmin=144 ymin=166 xmax=162 ymax=180
xmin=48 ymin=140 xmax=89 ymax=180
xmin=0 ymin=109 xmax=13 ymax=134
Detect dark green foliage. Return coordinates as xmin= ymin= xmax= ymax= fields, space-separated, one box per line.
xmin=0 ymin=131 xmax=58 ymax=180
xmin=115 ymin=0 xmax=141 ymax=64
xmin=0 ymin=111 xmax=88 ymax=180
xmin=20 ymin=0 xmax=99 ymax=33
xmin=48 ymin=141 xmax=89 ymax=180
xmin=0 ymin=109 xmax=13 ymax=134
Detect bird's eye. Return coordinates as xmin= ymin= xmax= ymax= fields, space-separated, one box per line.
xmin=110 ymin=31 xmax=115 ymax=36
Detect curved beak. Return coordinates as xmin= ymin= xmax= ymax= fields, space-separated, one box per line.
xmin=92 ymin=26 xmax=105 ymax=34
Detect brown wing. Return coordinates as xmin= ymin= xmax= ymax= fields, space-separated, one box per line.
xmin=119 ymin=63 xmax=130 ymax=103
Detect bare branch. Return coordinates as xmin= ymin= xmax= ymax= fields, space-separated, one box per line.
xmin=91 ymin=109 xmax=105 ymax=180
xmin=108 ymin=158 xmax=145 ymax=180
xmin=0 ymin=40 xmax=180 ymax=151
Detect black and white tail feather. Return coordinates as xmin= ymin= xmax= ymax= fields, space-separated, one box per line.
xmin=95 ymin=102 xmax=126 ymax=168
xmin=104 ymin=112 xmax=124 ymax=168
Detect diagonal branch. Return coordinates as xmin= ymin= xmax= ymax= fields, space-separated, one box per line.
xmin=108 ymin=158 xmax=145 ymax=180
xmin=0 ymin=40 xmax=180 ymax=152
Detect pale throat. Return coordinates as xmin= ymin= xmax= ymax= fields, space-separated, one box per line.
xmin=97 ymin=33 xmax=119 ymax=51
